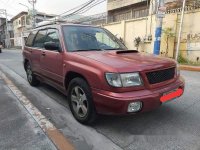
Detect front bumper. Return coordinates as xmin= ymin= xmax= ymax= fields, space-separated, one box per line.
xmin=92 ymin=77 xmax=185 ymax=115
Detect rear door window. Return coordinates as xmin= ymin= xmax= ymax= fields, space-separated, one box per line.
xmin=25 ymin=31 xmax=37 ymax=47
xmin=33 ymin=29 xmax=47 ymax=49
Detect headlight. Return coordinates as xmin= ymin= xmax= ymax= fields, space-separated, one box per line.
xmin=105 ymin=73 xmax=122 ymax=87
xmin=105 ymin=72 xmax=142 ymax=87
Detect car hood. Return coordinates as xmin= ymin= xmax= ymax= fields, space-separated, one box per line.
xmin=76 ymin=50 xmax=176 ymax=71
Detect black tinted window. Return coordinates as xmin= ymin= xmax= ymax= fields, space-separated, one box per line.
xmin=26 ymin=31 xmax=37 ymax=47
xmin=45 ymin=29 xmax=60 ymax=45
xmin=33 ymin=30 xmax=47 ymax=48
xmin=45 ymin=29 xmax=60 ymax=46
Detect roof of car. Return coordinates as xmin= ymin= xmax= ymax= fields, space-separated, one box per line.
xmin=34 ymin=21 xmax=99 ymax=30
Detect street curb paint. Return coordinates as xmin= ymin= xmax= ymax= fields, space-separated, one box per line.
xmin=0 ymin=71 xmax=74 ymax=150
xmin=180 ymin=65 xmax=200 ymax=72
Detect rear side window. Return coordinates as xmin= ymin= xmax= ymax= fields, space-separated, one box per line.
xmin=33 ymin=29 xmax=47 ymax=48
xmin=25 ymin=31 xmax=37 ymax=47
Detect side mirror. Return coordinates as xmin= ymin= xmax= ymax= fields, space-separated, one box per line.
xmin=44 ymin=41 xmax=61 ymax=52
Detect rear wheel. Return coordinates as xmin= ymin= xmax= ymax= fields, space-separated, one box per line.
xmin=68 ymin=78 xmax=97 ymax=124
xmin=26 ymin=62 xmax=40 ymax=86
xmin=0 ymin=48 xmax=2 ymax=53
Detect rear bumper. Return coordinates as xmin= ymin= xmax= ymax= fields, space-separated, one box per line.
xmin=92 ymin=77 xmax=185 ymax=115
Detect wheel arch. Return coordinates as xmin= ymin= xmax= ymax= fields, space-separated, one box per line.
xmin=24 ymin=59 xmax=29 ymax=71
xmin=64 ymin=71 xmax=90 ymax=92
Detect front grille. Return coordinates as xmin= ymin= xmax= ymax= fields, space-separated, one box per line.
xmin=146 ymin=67 xmax=175 ymax=84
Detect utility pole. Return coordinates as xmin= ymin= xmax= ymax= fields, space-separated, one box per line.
xmin=28 ymin=0 xmax=37 ymax=28
xmin=0 ymin=9 xmax=10 ymax=48
xmin=175 ymin=0 xmax=186 ymax=61
xmin=153 ymin=0 xmax=165 ymax=55
xmin=5 ymin=10 xmax=10 ymax=48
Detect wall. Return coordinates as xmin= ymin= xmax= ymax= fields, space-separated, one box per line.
xmin=103 ymin=21 xmax=125 ymax=39
xmin=177 ymin=10 xmax=200 ymax=62
xmin=103 ymin=9 xmax=200 ymax=62
xmin=107 ymin=0 xmax=146 ymax=11
xmin=103 ymin=15 xmax=156 ymax=54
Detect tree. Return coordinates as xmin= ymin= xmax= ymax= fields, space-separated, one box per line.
xmin=162 ymin=27 xmax=175 ymax=57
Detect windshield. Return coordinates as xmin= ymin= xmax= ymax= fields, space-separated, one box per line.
xmin=62 ymin=25 xmax=127 ymax=52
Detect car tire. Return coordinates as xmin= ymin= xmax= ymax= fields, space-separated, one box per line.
xmin=68 ymin=77 xmax=97 ymax=125
xmin=26 ymin=62 xmax=40 ymax=86
xmin=0 ymin=48 xmax=2 ymax=53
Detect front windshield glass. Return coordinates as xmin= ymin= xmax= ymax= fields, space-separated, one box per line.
xmin=62 ymin=25 xmax=127 ymax=52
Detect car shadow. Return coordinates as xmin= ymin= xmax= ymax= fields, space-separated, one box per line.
xmin=37 ymin=82 xmax=196 ymax=136
xmin=35 ymin=82 xmax=200 ymax=150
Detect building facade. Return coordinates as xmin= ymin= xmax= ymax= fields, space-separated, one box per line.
xmin=107 ymin=0 xmax=151 ymax=23
xmin=103 ymin=0 xmax=200 ymax=63
xmin=0 ymin=18 xmax=14 ymax=48
xmin=11 ymin=11 xmax=55 ymax=48
xmin=0 ymin=17 xmax=6 ymax=45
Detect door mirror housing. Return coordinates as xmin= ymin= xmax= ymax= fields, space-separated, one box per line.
xmin=44 ymin=42 xmax=61 ymax=52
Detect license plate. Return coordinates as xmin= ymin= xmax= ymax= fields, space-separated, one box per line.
xmin=160 ymin=88 xmax=183 ymax=103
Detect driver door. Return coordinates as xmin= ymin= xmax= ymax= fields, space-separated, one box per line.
xmin=40 ymin=28 xmax=63 ymax=85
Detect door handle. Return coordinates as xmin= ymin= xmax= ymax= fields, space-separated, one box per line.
xmin=42 ymin=52 xmax=46 ymax=56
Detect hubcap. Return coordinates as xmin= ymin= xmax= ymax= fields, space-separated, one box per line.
xmin=27 ymin=65 xmax=32 ymax=83
xmin=71 ymin=86 xmax=88 ymax=118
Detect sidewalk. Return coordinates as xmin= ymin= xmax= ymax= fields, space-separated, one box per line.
xmin=0 ymin=75 xmax=57 ymax=149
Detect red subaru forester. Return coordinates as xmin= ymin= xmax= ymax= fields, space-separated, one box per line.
xmin=23 ymin=23 xmax=185 ymax=124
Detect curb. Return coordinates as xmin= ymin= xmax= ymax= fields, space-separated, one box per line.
xmin=0 ymin=71 xmax=75 ymax=150
xmin=180 ymin=65 xmax=200 ymax=72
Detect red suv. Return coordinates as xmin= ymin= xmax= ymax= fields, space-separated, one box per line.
xmin=23 ymin=23 xmax=185 ymax=124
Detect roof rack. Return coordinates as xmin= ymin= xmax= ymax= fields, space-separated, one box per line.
xmin=35 ymin=18 xmax=66 ymax=28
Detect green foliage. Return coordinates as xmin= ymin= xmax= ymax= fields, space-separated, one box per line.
xmin=178 ymin=54 xmax=188 ymax=64
xmin=162 ymin=27 xmax=175 ymax=38
xmin=162 ymin=27 xmax=175 ymax=56
xmin=178 ymin=54 xmax=200 ymax=66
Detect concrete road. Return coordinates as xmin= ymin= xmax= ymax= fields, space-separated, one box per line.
xmin=0 ymin=69 xmax=57 ymax=149
xmin=0 ymin=49 xmax=200 ymax=150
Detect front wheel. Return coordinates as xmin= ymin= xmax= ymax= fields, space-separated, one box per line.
xmin=68 ymin=78 xmax=97 ymax=124
xmin=26 ymin=62 xmax=40 ymax=86
xmin=0 ymin=48 xmax=2 ymax=53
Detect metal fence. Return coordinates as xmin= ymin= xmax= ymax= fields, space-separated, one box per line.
xmin=166 ymin=3 xmax=200 ymax=14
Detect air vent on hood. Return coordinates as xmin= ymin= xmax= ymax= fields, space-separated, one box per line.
xmin=116 ymin=50 xmax=138 ymax=54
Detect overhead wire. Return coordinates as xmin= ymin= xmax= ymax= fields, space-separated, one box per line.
xmin=59 ymin=0 xmax=95 ymax=16
xmin=62 ymin=0 xmax=106 ymax=19
xmin=61 ymin=0 xmax=96 ymax=18
xmin=24 ymin=0 xmax=106 ymax=24
xmin=75 ymin=0 xmax=106 ymax=15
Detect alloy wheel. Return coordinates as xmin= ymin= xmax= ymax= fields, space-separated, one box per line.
xmin=71 ymin=86 xmax=89 ymax=118
xmin=27 ymin=64 xmax=33 ymax=83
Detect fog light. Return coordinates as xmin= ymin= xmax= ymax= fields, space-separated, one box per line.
xmin=127 ymin=102 xmax=142 ymax=113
